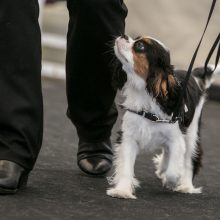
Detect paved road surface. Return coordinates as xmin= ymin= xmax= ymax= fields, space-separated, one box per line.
xmin=0 ymin=79 xmax=219 ymax=220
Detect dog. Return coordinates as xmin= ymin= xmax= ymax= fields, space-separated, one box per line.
xmin=106 ymin=35 xmax=219 ymax=199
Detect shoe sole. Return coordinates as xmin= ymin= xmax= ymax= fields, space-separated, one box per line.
xmin=0 ymin=173 xmax=29 ymax=195
xmin=78 ymin=162 xmax=111 ymax=177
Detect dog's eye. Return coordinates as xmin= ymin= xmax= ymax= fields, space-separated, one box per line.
xmin=134 ymin=41 xmax=145 ymax=52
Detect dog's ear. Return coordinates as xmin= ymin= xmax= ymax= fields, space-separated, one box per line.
xmin=111 ymin=58 xmax=127 ymax=90
xmin=152 ymin=65 xmax=176 ymax=98
xmin=153 ymin=71 xmax=166 ymax=97
xmin=167 ymin=73 xmax=176 ymax=92
xmin=150 ymin=46 xmax=176 ymax=97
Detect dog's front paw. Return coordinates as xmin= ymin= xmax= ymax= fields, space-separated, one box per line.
xmin=175 ymin=184 xmax=202 ymax=194
xmin=107 ymin=188 xmax=136 ymax=199
xmin=162 ymin=174 xmax=180 ymax=190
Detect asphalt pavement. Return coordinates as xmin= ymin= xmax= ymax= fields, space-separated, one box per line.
xmin=0 ymin=1 xmax=220 ymax=219
xmin=0 ymin=79 xmax=219 ymax=220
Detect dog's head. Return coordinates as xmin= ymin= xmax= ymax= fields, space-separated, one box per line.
xmin=114 ymin=35 xmax=176 ymax=97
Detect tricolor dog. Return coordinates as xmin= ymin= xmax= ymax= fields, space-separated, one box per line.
xmin=107 ymin=35 xmax=219 ymax=199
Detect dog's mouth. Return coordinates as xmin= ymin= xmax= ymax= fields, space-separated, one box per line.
xmin=115 ymin=45 xmax=128 ymax=63
xmin=114 ymin=37 xmax=132 ymax=63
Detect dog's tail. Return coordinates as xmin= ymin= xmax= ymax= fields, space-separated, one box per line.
xmin=193 ymin=64 xmax=220 ymax=90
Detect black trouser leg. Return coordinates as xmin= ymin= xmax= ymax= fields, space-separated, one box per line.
xmin=66 ymin=0 xmax=128 ymax=142
xmin=0 ymin=0 xmax=43 ymax=170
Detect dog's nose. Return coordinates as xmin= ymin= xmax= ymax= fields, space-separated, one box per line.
xmin=122 ymin=34 xmax=129 ymax=41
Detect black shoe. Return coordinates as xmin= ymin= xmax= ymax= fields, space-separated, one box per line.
xmin=77 ymin=139 xmax=113 ymax=176
xmin=0 ymin=160 xmax=29 ymax=195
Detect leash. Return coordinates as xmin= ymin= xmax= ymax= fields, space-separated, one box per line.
xmin=172 ymin=0 xmax=219 ymax=123
xmin=118 ymin=0 xmax=219 ymax=124
xmin=204 ymin=33 xmax=220 ymax=78
xmin=120 ymin=31 xmax=219 ymax=124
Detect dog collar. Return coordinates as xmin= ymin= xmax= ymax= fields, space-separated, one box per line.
xmin=119 ymin=104 xmax=179 ymax=124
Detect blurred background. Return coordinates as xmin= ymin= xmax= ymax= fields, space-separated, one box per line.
xmin=39 ymin=0 xmax=220 ymax=84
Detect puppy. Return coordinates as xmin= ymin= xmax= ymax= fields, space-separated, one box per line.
xmin=107 ymin=35 xmax=219 ymax=199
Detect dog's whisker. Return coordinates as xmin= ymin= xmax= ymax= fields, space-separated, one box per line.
xmin=108 ymin=57 xmax=117 ymax=67
xmin=105 ymin=40 xmax=116 ymax=48
xmin=105 ymin=47 xmax=115 ymax=55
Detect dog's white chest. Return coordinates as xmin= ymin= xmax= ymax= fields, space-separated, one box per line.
xmin=120 ymin=85 xmax=181 ymax=151
xmin=122 ymin=111 xmax=173 ymax=151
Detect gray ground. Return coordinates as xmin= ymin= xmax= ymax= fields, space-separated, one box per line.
xmin=0 ymin=79 xmax=219 ymax=220
xmin=0 ymin=1 xmax=220 ymax=219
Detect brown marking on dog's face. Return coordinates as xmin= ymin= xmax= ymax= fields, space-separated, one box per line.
xmin=132 ymin=36 xmax=176 ymax=96
xmin=132 ymin=50 xmax=149 ymax=80
xmin=131 ymin=37 xmax=154 ymax=80
xmin=142 ymin=37 xmax=153 ymax=45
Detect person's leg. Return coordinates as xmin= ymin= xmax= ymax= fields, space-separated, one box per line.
xmin=66 ymin=0 xmax=127 ymax=175
xmin=0 ymin=0 xmax=43 ymax=193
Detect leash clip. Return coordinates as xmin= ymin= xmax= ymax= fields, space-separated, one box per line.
xmin=148 ymin=113 xmax=161 ymax=122
xmin=170 ymin=116 xmax=182 ymax=124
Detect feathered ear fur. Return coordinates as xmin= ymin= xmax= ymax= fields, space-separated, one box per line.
xmin=151 ymin=65 xmax=176 ymax=98
xmin=111 ymin=58 xmax=127 ymax=90
xmin=144 ymin=39 xmax=176 ymax=98
xmin=153 ymin=71 xmax=167 ymax=97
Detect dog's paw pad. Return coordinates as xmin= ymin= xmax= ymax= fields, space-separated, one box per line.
xmin=106 ymin=188 xmax=136 ymax=199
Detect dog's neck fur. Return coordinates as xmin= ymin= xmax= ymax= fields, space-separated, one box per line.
xmin=122 ymin=74 xmax=172 ymax=120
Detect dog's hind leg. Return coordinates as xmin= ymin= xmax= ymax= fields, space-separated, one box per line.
xmin=107 ymin=139 xmax=139 ymax=199
xmin=175 ymin=131 xmax=203 ymax=193
xmin=162 ymin=135 xmax=186 ymax=191
xmin=175 ymin=98 xmax=205 ymax=194
xmin=175 ymin=135 xmax=202 ymax=194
